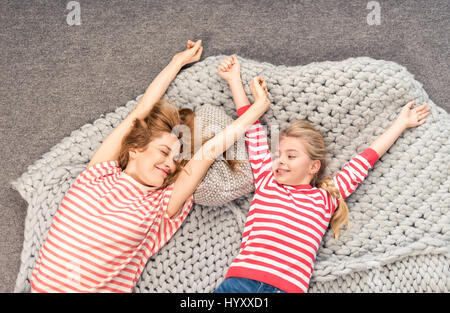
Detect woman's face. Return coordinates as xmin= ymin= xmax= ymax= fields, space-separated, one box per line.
xmin=272 ymin=136 xmax=320 ymax=186
xmin=125 ymin=132 xmax=181 ymax=188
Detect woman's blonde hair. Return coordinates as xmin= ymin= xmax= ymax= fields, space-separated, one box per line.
xmin=279 ymin=120 xmax=349 ymax=239
xmin=118 ymin=99 xmax=240 ymax=190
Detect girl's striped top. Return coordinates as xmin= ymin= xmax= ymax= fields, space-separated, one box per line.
xmin=225 ymin=105 xmax=379 ymax=293
xmin=30 ymin=160 xmax=193 ymax=293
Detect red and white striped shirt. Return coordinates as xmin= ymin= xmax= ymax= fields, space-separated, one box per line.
xmin=225 ymin=105 xmax=379 ymax=293
xmin=30 ymin=160 xmax=193 ymax=293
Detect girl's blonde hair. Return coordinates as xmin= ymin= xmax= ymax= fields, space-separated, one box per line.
xmin=279 ymin=120 xmax=349 ymax=239
xmin=119 ymin=99 xmax=240 ymax=190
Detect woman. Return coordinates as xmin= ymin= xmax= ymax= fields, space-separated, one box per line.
xmin=30 ymin=40 xmax=271 ymax=292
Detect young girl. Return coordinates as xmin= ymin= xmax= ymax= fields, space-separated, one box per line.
xmin=29 ymin=41 xmax=271 ymax=293
xmin=215 ymin=55 xmax=431 ymax=293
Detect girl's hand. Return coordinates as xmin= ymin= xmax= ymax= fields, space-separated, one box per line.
xmin=218 ymin=54 xmax=241 ymax=82
xmin=395 ymin=100 xmax=431 ymax=130
xmin=172 ymin=40 xmax=203 ymax=67
xmin=250 ymin=76 xmax=270 ymax=110
xmin=369 ymin=100 xmax=430 ymax=158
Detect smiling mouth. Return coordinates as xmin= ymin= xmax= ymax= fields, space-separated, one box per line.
xmin=276 ymin=169 xmax=290 ymax=175
xmin=156 ymin=167 xmax=168 ymax=176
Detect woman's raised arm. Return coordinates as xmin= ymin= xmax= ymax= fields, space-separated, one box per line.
xmin=87 ymin=40 xmax=203 ymax=169
xmin=166 ymin=76 xmax=270 ymax=217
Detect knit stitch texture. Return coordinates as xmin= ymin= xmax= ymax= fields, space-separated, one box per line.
xmin=11 ymin=56 xmax=449 ymax=292
xmin=192 ymin=104 xmax=254 ymax=206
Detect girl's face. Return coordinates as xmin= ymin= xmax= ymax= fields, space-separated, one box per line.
xmin=272 ymin=136 xmax=321 ymax=186
xmin=125 ymin=132 xmax=181 ymax=188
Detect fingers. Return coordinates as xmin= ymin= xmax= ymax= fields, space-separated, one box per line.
xmin=218 ymin=64 xmax=230 ymax=73
xmin=418 ymin=109 xmax=430 ymax=120
xmin=256 ymin=76 xmax=269 ymax=95
xmin=408 ymin=100 xmax=431 ymax=113
xmin=218 ymin=55 xmax=236 ymax=72
xmin=179 ymin=40 xmax=203 ymax=66
xmin=218 ymin=60 xmax=231 ymax=72
xmin=253 ymin=76 xmax=266 ymax=88
xmin=251 ymin=76 xmax=269 ymax=95
xmin=194 ymin=46 xmax=203 ymax=60
xmin=415 ymin=118 xmax=427 ymax=126
xmin=187 ymin=39 xmax=202 ymax=50
xmin=412 ymin=105 xmax=430 ymax=127
xmin=251 ymin=76 xmax=261 ymax=86
xmin=194 ymin=39 xmax=202 ymax=49
xmin=223 ymin=56 xmax=234 ymax=67
xmin=250 ymin=76 xmax=270 ymax=108
xmin=415 ymin=103 xmax=430 ymax=112
xmin=408 ymin=101 xmax=431 ymax=119
xmin=405 ymin=100 xmax=416 ymax=109
xmin=411 ymin=102 xmax=431 ymax=123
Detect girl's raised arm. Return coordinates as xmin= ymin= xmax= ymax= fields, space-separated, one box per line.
xmin=218 ymin=57 xmax=272 ymax=182
xmin=218 ymin=54 xmax=251 ymax=111
xmin=87 ymin=40 xmax=203 ymax=169
xmin=166 ymin=77 xmax=270 ymax=217
xmin=332 ymin=100 xmax=430 ymax=202
xmin=369 ymin=100 xmax=430 ymax=158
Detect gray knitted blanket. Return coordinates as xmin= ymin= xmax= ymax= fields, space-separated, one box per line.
xmin=12 ymin=56 xmax=449 ymax=292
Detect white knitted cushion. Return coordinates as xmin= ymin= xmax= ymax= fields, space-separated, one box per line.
xmin=192 ymin=104 xmax=254 ymax=206
xmin=11 ymin=55 xmax=449 ymax=293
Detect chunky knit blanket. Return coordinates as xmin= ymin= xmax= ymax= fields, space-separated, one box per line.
xmin=12 ymin=56 xmax=449 ymax=293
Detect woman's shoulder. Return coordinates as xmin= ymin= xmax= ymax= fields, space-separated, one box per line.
xmin=72 ymin=160 xmax=121 ymax=188
xmin=85 ymin=160 xmax=121 ymax=176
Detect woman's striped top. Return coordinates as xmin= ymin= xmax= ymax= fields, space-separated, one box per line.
xmin=30 ymin=160 xmax=193 ymax=293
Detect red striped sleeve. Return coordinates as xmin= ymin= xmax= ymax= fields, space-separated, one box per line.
xmin=237 ymin=104 xmax=252 ymax=117
xmin=244 ymin=128 xmax=273 ymax=184
xmin=333 ymin=148 xmax=379 ymax=200
xmin=236 ymin=104 xmax=273 ymax=181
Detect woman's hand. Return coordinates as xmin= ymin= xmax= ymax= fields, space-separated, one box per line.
xmin=218 ymin=54 xmax=241 ymax=82
xmin=172 ymin=40 xmax=203 ymax=67
xmin=250 ymin=76 xmax=270 ymax=111
xmin=88 ymin=41 xmax=203 ymax=169
xmin=395 ymin=100 xmax=431 ymax=130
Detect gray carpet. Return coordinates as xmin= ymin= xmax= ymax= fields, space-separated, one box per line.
xmin=1 ymin=0 xmax=449 ymax=292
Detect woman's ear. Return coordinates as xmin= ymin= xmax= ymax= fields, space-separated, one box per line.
xmin=129 ymin=143 xmax=150 ymax=159
xmin=310 ymin=160 xmax=321 ymax=175
xmin=129 ymin=148 xmax=138 ymax=160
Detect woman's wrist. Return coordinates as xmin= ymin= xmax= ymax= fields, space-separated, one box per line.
xmin=249 ymin=98 xmax=269 ymax=116
xmin=170 ymin=55 xmax=187 ymax=69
